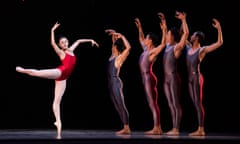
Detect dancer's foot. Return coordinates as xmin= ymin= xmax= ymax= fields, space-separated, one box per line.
xmin=189 ymin=129 xmax=205 ymax=136
xmin=116 ymin=126 xmax=131 ymax=135
xmin=16 ymin=66 xmax=25 ymax=73
xmin=54 ymin=121 xmax=62 ymax=139
xmin=56 ymin=134 xmax=61 ymax=139
xmin=165 ymin=128 xmax=179 ymax=136
xmin=145 ymin=127 xmax=163 ymax=135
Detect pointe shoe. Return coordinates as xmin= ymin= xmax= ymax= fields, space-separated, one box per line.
xmin=54 ymin=122 xmax=62 ymax=139
xmin=16 ymin=66 xmax=24 ymax=72
xmin=56 ymin=134 xmax=62 ymax=139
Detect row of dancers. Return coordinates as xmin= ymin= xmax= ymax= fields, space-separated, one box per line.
xmin=16 ymin=11 xmax=223 ymax=139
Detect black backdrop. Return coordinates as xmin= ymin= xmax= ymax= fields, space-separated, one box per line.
xmin=2 ymin=0 xmax=238 ymax=134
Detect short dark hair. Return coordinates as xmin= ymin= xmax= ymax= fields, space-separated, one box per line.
xmin=169 ymin=27 xmax=180 ymax=42
xmin=56 ymin=34 xmax=67 ymax=43
xmin=195 ymin=31 xmax=205 ymax=44
xmin=114 ymin=38 xmax=126 ymax=53
xmin=148 ymin=32 xmax=160 ymax=47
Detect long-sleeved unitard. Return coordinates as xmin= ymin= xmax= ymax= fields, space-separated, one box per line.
xmin=139 ymin=46 xmax=160 ymax=126
xmin=186 ymin=46 xmax=205 ymax=127
xmin=108 ymin=57 xmax=129 ymax=125
xmin=163 ymin=44 xmax=182 ymax=129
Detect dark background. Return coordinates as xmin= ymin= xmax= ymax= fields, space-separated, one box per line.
xmin=1 ymin=0 xmax=238 ymax=134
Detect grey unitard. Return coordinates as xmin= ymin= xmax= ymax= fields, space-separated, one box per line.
xmin=163 ymin=44 xmax=182 ymax=129
xmin=139 ymin=46 xmax=160 ymax=126
xmin=186 ymin=46 xmax=205 ymax=127
xmin=108 ymin=57 xmax=129 ymax=125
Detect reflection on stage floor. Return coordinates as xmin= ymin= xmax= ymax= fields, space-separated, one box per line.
xmin=0 ymin=129 xmax=239 ymax=144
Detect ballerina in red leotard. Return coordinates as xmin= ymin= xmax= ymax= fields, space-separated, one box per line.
xmin=16 ymin=21 xmax=99 ymax=139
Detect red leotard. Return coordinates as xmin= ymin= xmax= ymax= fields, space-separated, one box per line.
xmin=56 ymin=53 xmax=76 ymax=81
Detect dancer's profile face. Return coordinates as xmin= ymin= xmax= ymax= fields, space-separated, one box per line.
xmin=144 ymin=35 xmax=152 ymax=46
xmin=190 ymin=32 xmax=197 ymax=43
xmin=166 ymin=30 xmax=174 ymax=44
xmin=58 ymin=37 xmax=69 ymax=50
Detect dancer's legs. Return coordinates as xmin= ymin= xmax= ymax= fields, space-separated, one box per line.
xmin=16 ymin=66 xmax=61 ymax=79
xmin=164 ymin=74 xmax=181 ymax=136
xmin=143 ymin=74 xmax=162 ymax=135
xmin=53 ymin=80 xmax=66 ymax=139
xmin=189 ymin=74 xmax=205 ymax=136
xmin=110 ymin=78 xmax=130 ymax=135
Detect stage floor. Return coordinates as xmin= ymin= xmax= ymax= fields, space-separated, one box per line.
xmin=0 ymin=129 xmax=239 ymax=144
